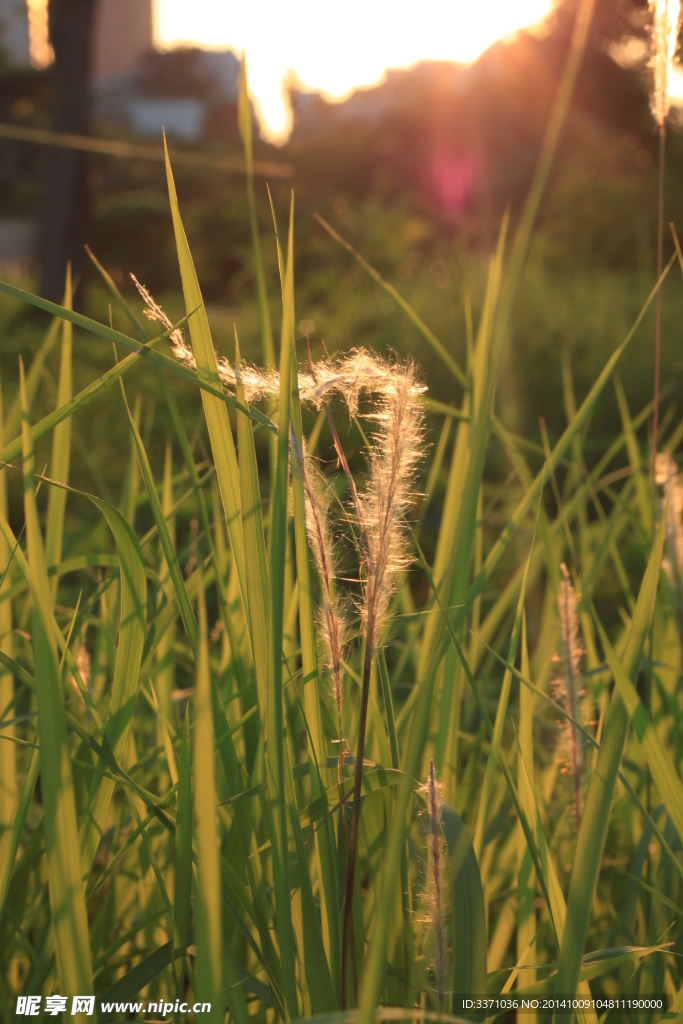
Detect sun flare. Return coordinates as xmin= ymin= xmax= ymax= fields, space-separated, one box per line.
xmin=156 ymin=0 xmax=556 ymax=141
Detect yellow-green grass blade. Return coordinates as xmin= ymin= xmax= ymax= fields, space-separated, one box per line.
xmin=472 ymin=631 xmax=683 ymax=892
xmin=210 ymin=673 xmax=285 ymax=1013
xmin=266 ymin=194 xmax=299 ymax=1018
xmin=289 ymin=336 xmax=339 ymax=990
xmin=0 ymin=323 xmax=173 ymax=469
xmin=517 ymin=616 xmax=536 ymax=1002
xmin=591 ymin=598 xmax=683 ymax=844
xmin=0 ymin=474 xmax=151 ymax=841
xmin=77 ymin=494 xmax=147 ymax=876
xmin=315 ymin=214 xmax=467 ymax=389
xmin=0 ymin=278 xmax=276 ymax=455
xmin=120 ymin=377 xmax=198 ymax=654
xmin=487 ymin=0 xmax=595 ymax=380
xmin=613 ymin=374 xmax=650 ymax=533
xmin=235 ymin=331 xmax=269 ymax=720
xmin=404 ymin=525 xmax=555 ymax=941
xmin=0 ymin=367 xmax=15 ymax=832
xmin=0 ymin=746 xmax=39 ymax=925
xmin=0 ymin=276 xmax=259 ymax=420
xmin=159 ymin=373 xmax=249 ymax=698
xmin=357 ymin=536 xmax=472 ymax=1019
xmin=515 ymin=731 xmax=597 ymax=1024
xmin=131 ymin=375 xmax=281 ymax=1000
xmin=120 ymin=392 xmax=141 ymax=525
xmin=473 ymin=523 xmax=536 ymax=859
xmin=239 ymin=55 xmax=275 ymax=372
xmin=464 ymin=253 xmax=673 ymax=632
xmin=389 ymin=257 xmax=677 ymax=745
xmin=155 ymin=439 xmax=176 ymax=723
xmin=378 ymin=651 xmax=414 ymax=1000
xmin=0 ymin=588 xmax=164 ymax=832
xmin=85 ymin=244 xmax=149 ymax=342
xmin=122 ymin=784 xmax=173 ymax=926
xmin=283 ymin=733 xmax=337 ymax=1011
xmin=163 ymin=140 xmax=249 ymax=626
xmin=440 ymin=803 xmax=486 ymax=1006
xmin=45 ymin=264 xmax=73 ymax=605
xmin=241 ymin=59 xmax=284 ymax=494
xmin=194 ymin=576 xmax=226 ymax=1024
xmin=554 ymin=512 xmax=666 ymax=1011
xmin=19 ymin=359 xmax=94 ymax=1005
xmin=4 ymin=310 xmax=60 ymax=440
xmin=406 ymin=215 xmax=506 ymax=724
xmin=174 ymin=706 xmax=192 ymax=996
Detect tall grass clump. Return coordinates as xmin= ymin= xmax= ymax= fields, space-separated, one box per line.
xmin=2 ymin=2 xmax=683 ymax=1021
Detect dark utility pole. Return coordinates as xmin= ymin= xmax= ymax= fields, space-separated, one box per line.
xmin=40 ymin=0 xmax=97 ymax=302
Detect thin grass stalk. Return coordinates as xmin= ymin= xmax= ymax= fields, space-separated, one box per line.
xmin=427 ymin=760 xmax=446 ymax=1012
xmin=653 ymin=122 xmax=665 ymax=473
xmin=0 ymin=367 xmax=15 ymax=834
xmin=650 ymin=0 xmax=680 ymax=469
xmin=45 ymin=263 xmax=72 ymax=605
xmin=341 ymin=619 xmax=375 ymax=1007
xmin=557 ymin=565 xmax=584 ymax=831
xmin=238 ymin=56 xmax=277 ymax=492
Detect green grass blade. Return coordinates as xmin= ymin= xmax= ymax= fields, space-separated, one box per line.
xmin=78 ymin=494 xmax=147 ymax=877
xmin=239 ymin=55 xmax=275 ymax=371
xmin=156 ymin=439 xmax=176 ymax=723
xmin=466 ymin=255 xmax=673 ymax=626
xmin=289 ymin=334 xmax=339 ymax=990
xmin=267 ymin=194 xmax=299 ymax=1018
xmin=19 ymin=359 xmax=94 ymax=1006
xmin=440 ymin=803 xmax=486 ymax=1006
xmin=194 ymin=575 xmax=227 ymax=1024
xmin=0 ymin=747 xmax=39 ymax=925
xmin=5 ymin=312 xmax=60 ymax=440
xmin=163 ymin=140 xmax=249 ymax=624
xmin=45 ymin=264 xmax=73 ymax=604
xmin=174 ymin=705 xmax=192 ymax=996
xmin=315 ymin=215 xmax=467 ymax=388
xmin=554 ymin=512 xmax=667 ymax=1009
xmin=0 ymin=367 xmax=15 ymax=832
xmin=517 ymin=615 xmax=536 ymax=1001
xmin=473 ymin=524 xmax=536 ymax=859
xmin=0 ymin=329 xmax=168 ymax=469
xmin=119 ymin=376 xmax=198 ymax=654
xmin=235 ymin=330 xmax=269 ymax=719
xmin=591 ymin=587 xmax=683 ymax=843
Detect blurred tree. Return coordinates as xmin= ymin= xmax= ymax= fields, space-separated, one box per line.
xmin=40 ymin=0 xmax=96 ymax=302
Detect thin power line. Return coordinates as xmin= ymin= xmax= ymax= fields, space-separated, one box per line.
xmin=0 ymin=121 xmax=293 ymax=178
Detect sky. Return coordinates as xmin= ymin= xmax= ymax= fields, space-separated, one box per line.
xmin=155 ymin=0 xmax=555 ymax=142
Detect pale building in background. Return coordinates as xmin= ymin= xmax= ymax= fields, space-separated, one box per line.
xmin=0 ymin=0 xmax=154 ymax=75
xmin=92 ymin=0 xmax=154 ymax=82
xmin=0 ymin=0 xmax=30 ymax=65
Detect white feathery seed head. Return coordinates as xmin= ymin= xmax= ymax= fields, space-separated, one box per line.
xmin=358 ymin=360 xmax=424 ymax=650
xmin=292 ymin=432 xmax=349 ymax=719
xmin=554 ymin=563 xmax=585 ymax=830
xmin=420 ymin=759 xmax=447 ymax=1012
xmin=651 ymin=0 xmax=681 ymax=126
xmin=655 ymin=451 xmax=683 ymax=581
xmin=77 ymin=642 xmax=91 ymax=691
xmin=131 ymin=274 xmax=186 ymax=351
xmin=135 ymin=274 xmax=425 ymax=667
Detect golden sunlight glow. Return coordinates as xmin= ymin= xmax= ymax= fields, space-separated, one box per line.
xmin=156 ymin=0 xmax=555 ymax=142
xmin=27 ymin=0 xmax=52 ymax=68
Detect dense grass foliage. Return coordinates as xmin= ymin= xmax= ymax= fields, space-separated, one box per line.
xmin=2 ymin=8 xmax=683 ymax=1023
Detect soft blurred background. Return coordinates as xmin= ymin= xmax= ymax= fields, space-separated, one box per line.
xmin=0 ymin=0 xmax=681 ymax=506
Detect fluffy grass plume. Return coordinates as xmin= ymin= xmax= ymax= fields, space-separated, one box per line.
xmin=554 ymin=563 xmax=586 ymax=831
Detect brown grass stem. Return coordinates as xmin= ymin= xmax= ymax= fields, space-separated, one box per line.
xmin=653 ymin=123 xmax=666 ymax=477
xmin=340 ymin=620 xmax=374 ymax=1008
